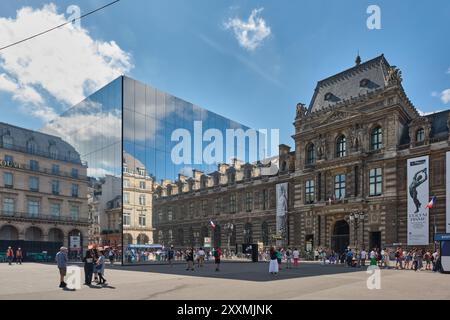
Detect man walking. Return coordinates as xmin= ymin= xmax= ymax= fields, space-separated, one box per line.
xmin=15 ymin=248 xmax=23 ymax=265
xmin=285 ymin=248 xmax=292 ymax=269
xmin=6 ymin=246 xmax=14 ymax=265
xmin=56 ymin=247 xmax=68 ymax=288
xmin=360 ymin=248 xmax=367 ymax=267
xmin=168 ymin=246 xmax=175 ymax=267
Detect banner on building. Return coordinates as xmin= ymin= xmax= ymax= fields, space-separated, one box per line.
xmin=446 ymin=152 xmax=450 ymax=233
xmin=276 ymin=183 xmax=288 ymax=242
xmin=407 ymin=156 xmax=429 ymax=246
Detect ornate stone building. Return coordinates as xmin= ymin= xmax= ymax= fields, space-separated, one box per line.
xmin=0 ymin=122 xmax=89 ymax=257
xmin=153 ymin=54 xmax=450 ymax=254
xmin=292 ymin=54 xmax=450 ymax=253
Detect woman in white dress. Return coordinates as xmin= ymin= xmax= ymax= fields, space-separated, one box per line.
xmin=269 ymin=247 xmax=279 ymax=275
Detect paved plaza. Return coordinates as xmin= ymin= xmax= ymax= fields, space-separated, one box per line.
xmin=1 ymin=261 xmax=449 ymax=300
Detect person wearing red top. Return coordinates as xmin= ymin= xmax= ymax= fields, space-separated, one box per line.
xmin=15 ymin=248 xmax=23 ymax=265
xmin=214 ymin=247 xmax=222 ymax=271
xmin=6 ymin=246 xmax=14 ymax=265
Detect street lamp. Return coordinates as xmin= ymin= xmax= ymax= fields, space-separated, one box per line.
xmin=225 ymin=223 xmax=234 ymax=257
xmin=349 ymin=211 xmax=365 ymax=249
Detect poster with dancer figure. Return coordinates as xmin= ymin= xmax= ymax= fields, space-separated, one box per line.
xmin=276 ymin=183 xmax=289 ymax=244
xmin=407 ymin=156 xmax=429 ymax=246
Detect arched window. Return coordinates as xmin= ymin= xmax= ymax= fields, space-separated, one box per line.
xmin=306 ymin=143 xmax=316 ymax=164
xmin=371 ymin=126 xmax=383 ymax=150
xmin=416 ymin=128 xmax=425 ymax=143
xmin=27 ymin=139 xmax=37 ymax=154
xmin=336 ymin=135 xmax=347 ymax=158
xmin=244 ymin=223 xmax=253 ymax=244
xmin=2 ymin=135 xmax=13 ymax=148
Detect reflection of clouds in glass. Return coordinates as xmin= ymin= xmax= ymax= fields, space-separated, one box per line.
xmin=87 ymin=167 xmax=118 ymax=179
xmin=179 ymin=166 xmax=194 ymax=178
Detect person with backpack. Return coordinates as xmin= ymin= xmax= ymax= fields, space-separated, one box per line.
xmin=6 ymin=246 xmax=14 ymax=265
xmin=213 ymin=247 xmax=221 ymax=271
xmin=15 ymin=248 xmax=23 ymax=265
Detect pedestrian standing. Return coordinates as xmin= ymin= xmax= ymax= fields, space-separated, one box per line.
xmin=360 ymin=249 xmax=367 ymax=267
xmin=15 ymin=248 xmax=23 ymax=265
xmin=292 ymin=248 xmax=300 ymax=267
xmin=369 ymin=249 xmax=376 ymax=266
xmin=92 ymin=248 xmax=99 ymax=283
xmin=96 ymin=250 xmax=107 ymax=284
xmin=198 ymin=247 xmax=206 ymax=267
xmin=83 ymin=250 xmax=94 ymax=285
xmin=214 ymin=247 xmax=221 ymax=271
xmin=432 ymin=250 xmax=439 ymax=272
xmin=269 ymin=247 xmax=279 ymax=275
xmin=168 ymin=246 xmax=175 ymax=267
xmin=6 ymin=247 xmax=14 ymax=265
xmin=185 ymin=248 xmax=194 ymax=271
xmin=108 ymin=249 xmax=115 ymax=265
xmin=276 ymin=248 xmax=282 ymax=270
xmin=55 ymin=247 xmax=68 ymax=288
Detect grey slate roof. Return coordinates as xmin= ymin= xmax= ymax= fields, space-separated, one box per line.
xmin=123 ymin=151 xmax=146 ymax=173
xmin=308 ymin=54 xmax=391 ymax=113
xmin=399 ymin=110 xmax=450 ymax=146
xmin=0 ymin=122 xmax=82 ymax=164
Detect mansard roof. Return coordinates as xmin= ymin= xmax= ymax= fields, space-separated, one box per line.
xmin=308 ymin=54 xmax=391 ymax=113
xmin=399 ymin=110 xmax=450 ymax=145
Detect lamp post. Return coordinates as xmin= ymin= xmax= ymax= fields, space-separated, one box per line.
xmin=225 ymin=223 xmax=234 ymax=257
xmin=349 ymin=211 xmax=365 ymax=249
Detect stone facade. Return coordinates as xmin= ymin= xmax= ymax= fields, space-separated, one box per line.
xmin=0 ymin=122 xmax=89 ymax=254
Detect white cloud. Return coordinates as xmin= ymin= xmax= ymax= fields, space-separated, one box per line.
xmin=224 ymin=8 xmax=271 ymax=51
xmin=441 ymin=89 xmax=450 ymax=104
xmin=0 ymin=3 xmax=133 ymax=121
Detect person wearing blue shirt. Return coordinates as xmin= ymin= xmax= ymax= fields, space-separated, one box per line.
xmin=55 ymin=247 xmax=68 ymax=288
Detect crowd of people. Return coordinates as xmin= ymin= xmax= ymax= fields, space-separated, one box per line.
xmin=267 ymin=247 xmax=300 ymax=275
xmin=310 ymin=246 xmax=443 ymax=272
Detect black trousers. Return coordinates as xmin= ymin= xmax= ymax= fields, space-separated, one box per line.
xmin=84 ymin=263 xmax=94 ymax=284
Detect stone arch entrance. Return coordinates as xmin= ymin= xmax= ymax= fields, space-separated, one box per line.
xmin=331 ymin=220 xmax=349 ymax=255
xmin=0 ymin=225 xmax=19 ymax=240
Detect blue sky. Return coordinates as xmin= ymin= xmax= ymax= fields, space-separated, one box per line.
xmin=0 ymin=0 xmax=449 ymax=146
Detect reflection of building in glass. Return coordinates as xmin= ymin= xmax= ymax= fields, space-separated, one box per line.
xmin=44 ymin=75 xmax=264 ymax=262
xmin=122 ymin=152 xmax=154 ymax=246
xmin=0 ymin=122 xmax=89 ymax=259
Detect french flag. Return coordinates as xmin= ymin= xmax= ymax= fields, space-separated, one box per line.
xmin=210 ymin=220 xmax=216 ymax=229
xmin=426 ymin=196 xmax=437 ymax=209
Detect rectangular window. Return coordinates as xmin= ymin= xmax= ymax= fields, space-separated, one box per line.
xmin=189 ymin=203 xmax=194 ymax=218
xmin=52 ymin=164 xmax=60 ymax=175
xmin=50 ymin=203 xmax=61 ymax=217
xmin=369 ymin=168 xmax=383 ymax=196
xmin=123 ymin=213 xmax=131 ymax=226
xmin=4 ymin=155 xmax=13 ymax=163
xmin=71 ymin=168 xmax=79 ymax=179
xmin=215 ymin=198 xmax=220 ymax=215
xmin=30 ymin=160 xmax=39 ymax=171
xmin=139 ymin=214 xmax=146 ymax=226
xmin=3 ymin=198 xmax=14 ymax=215
xmin=230 ymin=194 xmax=237 ymax=213
xmin=29 ymin=177 xmax=39 ymax=192
xmin=168 ymin=207 xmax=173 ymax=221
xmin=27 ymin=200 xmax=39 ymax=217
xmin=123 ymin=193 xmax=130 ymax=204
xmin=245 ymin=192 xmax=252 ymax=212
xmin=305 ymin=179 xmax=315 ymax=204
xmin=139 ymin=181 xmax=146 ymax=189
xmin=334 ymin=174 xmax=346 ymax=199
xmin=123 ymin=179 xmax=130 ymax=188
xmin=51 ymin=180 xmax=60 ymax=195
xmin=72 ymin=184 xmax=79 ymax=197
xmin=262 ymin=189 xmax=268 ymax=210
xmin=70 ymin=206 xmax=79 ymax=221
xmin=3 ymin=172 xmax=13 ymax=188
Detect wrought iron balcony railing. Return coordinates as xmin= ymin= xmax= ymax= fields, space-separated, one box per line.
xmin=0 ymin=210 xmax=90 ymax=224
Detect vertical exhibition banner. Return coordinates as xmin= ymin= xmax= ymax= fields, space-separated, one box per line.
xmin=446 ymin=152 xmax=450 ymax=233
xmin=276 ymin=183 xmax=288 ymax=244
xmin=407 ymin=156 xmax=429 ymax=246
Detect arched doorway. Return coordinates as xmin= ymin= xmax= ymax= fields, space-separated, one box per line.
xmin=123 ymin=233 xmax=133 ymax=246
xmin=48 ymin=228 xmax=64 ymax=242
xmin=25 ymin=227 xmax=43 ymax=241
xmin=331 ymin=220 xmax=349 ymax=255
xmin=137 ymin=234 xmax=149 ymax=244
xmin=0 ymin=225 xmax=19 ymax=240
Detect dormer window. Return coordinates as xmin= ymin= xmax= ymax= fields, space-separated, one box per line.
xmin=2 ymin=135 xmax=13 ymax=148
xmin=360 ymin=78 xmax=370 ymax=88
xmin=416 ymin=128 xmax=425 ymax=143
xmin=27 ymin=139 xmax=37 ymax=154
xmin=324 ymin=92 xmax=333 ymax=101
xmin=49 ymin=144 xmax=58 ymax=160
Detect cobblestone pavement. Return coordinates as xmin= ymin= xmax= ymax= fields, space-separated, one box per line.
xmin=1 ymin=261 xmax=449 ymax=300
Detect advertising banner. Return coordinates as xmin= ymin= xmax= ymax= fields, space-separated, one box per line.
xmin=407 ymin=156 xmax=429 ymax=246
xmin=276 ymin=183 xmax=288 ymax=243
